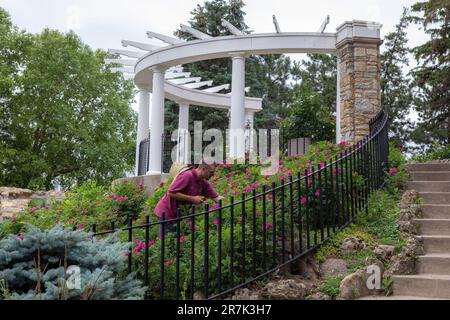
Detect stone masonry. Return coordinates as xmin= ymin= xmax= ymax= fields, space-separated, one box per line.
xmin=336 ymin=21 xmax=383 ymax=144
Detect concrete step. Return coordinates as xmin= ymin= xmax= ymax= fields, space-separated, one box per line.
xmin=421 ymin=205 xmax=450 ymax=219
xmin=417 ymin=254 xmax=450 ymax=275
xmin=392 ymin=274 xmax=450 ymax=299
xmin=421 ymin=235 xmax=450 ymax=254
xmin=358 ymin=295 xmax=446 ymax=300
xmin=408 ymin=163 xmax=450 ymax=172
xmin=410 ymin=171 xmax=450 ymax=181
xmin=408 ymin=181 xmax=450 ymax=192
xmin=416 ymin=219 xmax=450 ymax=235
xmin=419 ymin=192 xmax=450 ymax=204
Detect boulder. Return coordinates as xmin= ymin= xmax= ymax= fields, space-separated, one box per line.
xmin=292 ymin=253 xmax=320 ymax=281
xmin=308 ymin=292 xmax=331 ymax=300
xmin=397 ymin=220 xmax=420 ymax=235
xmin=385 ymin=254 xmax=415 ymax=276
xmin=260 ymin=279 xmax=309 ymax=300
xmin=400 ymin=190 xmax=419 ymax=209
xmin=320 ymin=258 xmax=348 ymax=279
xmin=338 ymin=263 xmax=384 ymax=299
xmin=340 ymin=237 xmax=366 ymax=254
xmin=373 ymin=245 xmax=396 ymax=261
xmin=231 ymin=288 xmax=262 ymax=300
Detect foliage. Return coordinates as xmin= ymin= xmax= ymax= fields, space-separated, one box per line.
xmin=319 ymin=276 xmax=344 ymax=299
xmin=381 ymin=8 xmax=414 ymax=149
xmin=280 ymin=87 xmax=336 ymax=143
xmin=0 ymin=9 xmax=136 ymax=190
xmin=407 ymin=0 xmax=450 ymax=150
xmin=411 ymin=143 xmax=450 ymax=162
xmin=385 ymin=143 xmax=409 ymax=196
xmin=0 ymin=224 xmax=145 ymax=300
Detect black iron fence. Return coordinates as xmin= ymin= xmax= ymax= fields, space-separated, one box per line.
xmin=99 ymin=110 xmax=389 ymax=300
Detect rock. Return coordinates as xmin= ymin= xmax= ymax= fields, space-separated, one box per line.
xmin=193 ymin=291 xmax=205 ymax=300
xmin=405 ymin=236 xmax=424 ymax=257
xmin=292 ymin=253 xmax=320 ymax=281
xmin=400 ymin=190 xmax=419 ymax=209
xmin=320 ymin=258 xmax=348 ymax=279
xmin=260 ymin=279 xmax=309 ymax=300
xmin=385 ymin=254 xmax=415 ymax=276
xmin=232 ymin=288 xmax=262 ymax=300
xmin=338 ymin=264 xmax=384 ymax=299
xmin=0 ymin=187 xmax=34 ymax=199
xmin=373 ymin=245 xmax=396 ymax=261
xmin=308 ymin=292 xmax=331 ymax=300
xmin=397 ymin=220 xmax=420 ymax=235
xmin=340 ymin=237 xmax=366 ymax=254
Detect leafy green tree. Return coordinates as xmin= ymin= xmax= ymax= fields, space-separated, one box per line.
xmin=0 ymin=10 xmax=136 ymax=190
xmin=408 ymin=0 xmax=450 ymax=149
xmin=381 ymin=8 xmax=414 ymax=148
xmin=281 ymin=87 xmax=335 ymax=143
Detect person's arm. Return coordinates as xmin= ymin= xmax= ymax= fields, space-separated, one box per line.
xmin=168 ymin=192 xmax=204 ymax=204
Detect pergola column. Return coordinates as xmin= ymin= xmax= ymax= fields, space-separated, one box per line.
xmin=148 ymin=66 xmax=166 ymax=174
xmin=229 ymin=52 xmax=246 ymax=160
xmin=135 ymin=87 xmax=150 ymax=175
xmin=177 ymin=102 xmax=190 ymax=164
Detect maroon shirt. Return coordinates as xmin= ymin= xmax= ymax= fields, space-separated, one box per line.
xmin=154 ymin=167 xmax=219 ymax=220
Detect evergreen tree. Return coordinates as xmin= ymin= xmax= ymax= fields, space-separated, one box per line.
xmin=292 ymin=54 xmax=337 ymax=114
xmin=408 ymin=0 xmax=450 ymax=150
xmin=169 ymin=0 xmax=294 ymax=133
xmin=0 ymin=224 xmax=145 ymax=300
xmin=381 ymin=8 xmax=414 ymax=148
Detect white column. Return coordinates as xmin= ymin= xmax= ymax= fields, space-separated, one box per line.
xmin=148 ymin=67 xmax=166 ymax=174
xmin=135 ymin=88 xmax=150 ymax=175
xmin=229 ymin=52 xmax=246 ymax=160
xmin=177 ymin=103 xmax=189 ymax=164
xmin=336 ymin=56 xmax=341 ymax=143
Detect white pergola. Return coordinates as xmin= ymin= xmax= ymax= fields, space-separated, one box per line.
xmin=107 ymin=17 xmax=382 ymax=176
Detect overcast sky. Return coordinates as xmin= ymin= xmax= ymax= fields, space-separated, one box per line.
xmin=0 ymin=0 xmax=427 ymax=120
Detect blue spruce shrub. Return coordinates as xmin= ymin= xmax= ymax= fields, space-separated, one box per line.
xmin=0 ymin=224 xmax=146 ymax=300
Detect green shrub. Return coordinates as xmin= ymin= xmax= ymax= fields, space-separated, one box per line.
xmin=319 ymin=276 xmax=344 ymax=299
xmin=0 ymin=224 xmax=145 ymax=300
xmin=412 ymin=144 xmax=450 ymax=162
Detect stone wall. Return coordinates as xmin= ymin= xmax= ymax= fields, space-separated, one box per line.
xmin=0 ymin=187 xmax=64 ymax=221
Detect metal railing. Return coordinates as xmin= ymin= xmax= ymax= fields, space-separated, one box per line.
xmin=99 ymin=109 xmax=389 ymax=300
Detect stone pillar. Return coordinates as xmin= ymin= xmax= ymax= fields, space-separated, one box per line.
xmin=177 ymin=102 xmax=190 ymax=164
xmin=135 ymin=87 xmax=150 ymax=175
xmin=148 ymin=66 xmax=166 ymax=174
xmin=229 ymin=52 xmax=246 ymax=160
xmin=336 ymin=21 xmax=382 ymax=144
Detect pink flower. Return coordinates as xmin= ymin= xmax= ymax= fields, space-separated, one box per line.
xmin=29 ymin=208 xmax=37 ymax=214
xmin=159 ymin=181 xmax=165 ymax=187
xmin=315 ymin=189 xmax=321 ymax=197
xmin=11 ymin=216 xmax=17 ymax=222
xmin=17 ymin=234 xmax=24 ymax=241
xmin=268 ymin=194 xmax=273 ymax=200
xmin=134 ymin=239 xmax=142 ymax=244
xmin=148 ymin=241 xmax=156 ymax=247
xmin=232 ymin=183 xmax=238 ymax=188
xmin=319 ymin=163 xmax=325 ymax=169
xmin=213 ymin=203 xmax=220 ymax=209
xmin=263 ymin=223 xmax=273 ymax=230
xmin=233 ymin=190 xmax=240 ymax=196
xmin=138 ymin=183 xmax=145 ymax=190
xmin=301 ymin=197 xmax=307 ymax=205
xmin=264 ymin=175 xmax=270 ymax=180
xmin=226 ymin=177 xmax=231 ymax=183
xmin=213 ymin=218 xmax=219 ymax=226
xmin=79 ymin=223 xmax=85 ymax=229
xmin=81 ymin=210 xmax=89 ymax=216
xmin=389 ymin=168 xmax=398 ymax=175
xmin=280 ymin=175 xmax=286 ymax=181
xmin=179 ymin=236 xmax=186 ymax=244
xmin=339 ymin=141 xmax=348 ymax=148
xmin=226 ymin=188 xmax=231 ymax=193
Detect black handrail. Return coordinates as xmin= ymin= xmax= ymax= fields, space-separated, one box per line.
xmin=99 ymin=109 xmax=389 ymax=300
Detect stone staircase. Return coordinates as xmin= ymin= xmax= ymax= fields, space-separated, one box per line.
xmin=391 ymin=162 xmax=450 ymax=299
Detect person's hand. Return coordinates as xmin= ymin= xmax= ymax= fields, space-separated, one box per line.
xmin=190 ymin=195 xmax=205 ymax=205
xmin=214 ymin=195 xmax=225 ymax=202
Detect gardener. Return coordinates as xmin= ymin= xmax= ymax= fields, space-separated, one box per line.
xmin=154 ymin=162 xmax=223 ymax=236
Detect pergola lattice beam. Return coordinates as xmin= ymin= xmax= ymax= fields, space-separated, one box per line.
xmin=179 ymin=24 xmax=212 ymax=40
xmin=202 ymin=84 xmax=230 ymax=93
xmin=169 ymin=77 xmax=202 ymax=85
xmin=105 ymin=58 xmax=136 ymax=66
xmin=221 ymin=19 xmax=245 ymax=36
xmin=121 ymin=40 xmax=160 ymax=51
xmin=147 ymin=31 xmax=184 ymax=45
xmin=272 ymin=15 xmax=281 ymax=33
xmin=318 ymin=15 xmax=330 ymax=33
xmin=108 ymin=49 xmax=143 ymax=59
xmin=182 ymin=80 xmax=213 ymax=89
xmin=110 ymin=67 xmax=134 ymax=73
xmin=164 ymin=72 xmax=191 ymax=79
